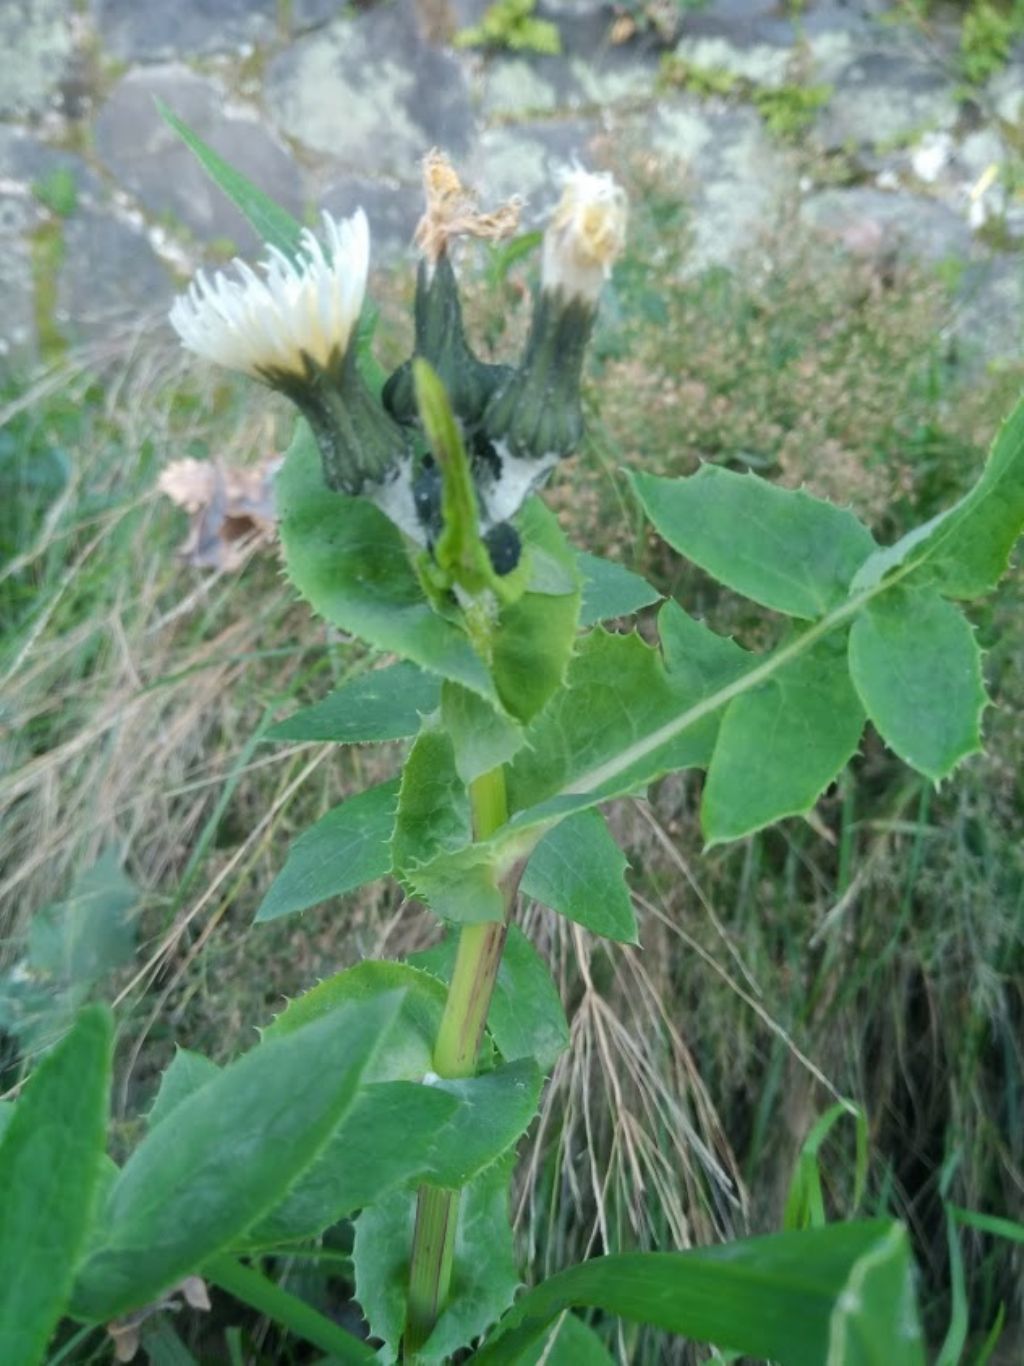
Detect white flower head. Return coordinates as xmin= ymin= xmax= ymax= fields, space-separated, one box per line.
xmin=542 ymin=169 xmax=627 ymax=304
xmin=169 ymin=208 xmax=370 ymax=381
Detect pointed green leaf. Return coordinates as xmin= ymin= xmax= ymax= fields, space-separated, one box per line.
xmin=521 ymin=809 xmax=637 ymax=943
xmin=853 ymin=397 xmax=1024 ymax=599
xmin=0 ymin=1006 xmax=112 ymax=1366
xmin=266 ymin=961 xmax=446 ymax=1080
xmin=156 ymin=99 xmax=302 ymax=259
xmin=255 ymin=778 xmax=399 ymax=924
xmin=421 ymin=1060 xmax=542 ymax=1189
xmin=147 ymin=1048 xmax=220 ymax=1130
xmin=278 ymin=424 xmax=498 ymax=704
xmin=475 ymin=1221 xmax=923 ymax=1366
xmin=354 ymin=1158 xmax=519 ymax=1364
xmin=702 ymin=636 xmax=864 ymax=844
xmin=577 ymin=551 xmax=661 ymax=627
xmin=442 ymin=681 xmax=524 ymax=784
xmin=410 ymin=924 xmax=569 ymax=1072
xmin=508 ymin=603 xmax=751 ymax=818
xmin=71 ymin=993 xmax=401 ymax=1322
xmin=392 ymin=722 xmax=505 ymax=923
xmin=257 ymin=962 xmax=538 ymax=1236
xmin=391 ymin=723 xmax=471 ymax=876
xmin=848 ymin=588 xmax=987 ymax=782
xmin=632 ymin=466 xmax=876 ymax=619
xmin=242 ymin=1081 xmax=458 ymax=1249
xmin=492 ymin=500 xmax=581 ymax=721
xmin=517 ymin=1313 xmax=615 ymax=1364
xmin=268 ymin=662 xmax=442 ymax=743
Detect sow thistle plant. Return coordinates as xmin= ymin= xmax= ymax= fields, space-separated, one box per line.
xmin=2 ymin=107 xmax=1023 ymax=1366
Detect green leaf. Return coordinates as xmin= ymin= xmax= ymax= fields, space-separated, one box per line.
xmin=577 ymin=551 xmax=661 ymax=627
xmin=492 ymin=500 xmax=581 ymax=722
xmin=442 ymin=680 xmax=524 ymax=784
xmin=404 ymin=604 xmax=751 ymax=915
xmin=268 ymin=662 xmax=442 ymax=743
xmin=147 ymin=1048 xmax=220 ymax=1130
xmin=420 ymin=1059 xmax=542 ymax=1189
xmin=508 ymin=603 xmax=751 ymax=818
xmin=515 ymin=1313 xmax=615 ymax=1364
xmin=521 ymin=809 xmax=637 ymax=944
xmin=28 ymin=851 xmax=137 ymax=986
xmin=156 ymin=99 xmax=302 ymax=259
xmin=255 ymin=778 xmax=398 ymax=924
xmin=71 ymin=992 xmax=401 ymax=1322
xmin=474 ymin=1221 xmax=924 ymax=1366
xmin=278 ymin=423 xmax=498 ymax=704
xmin=354 ymin=1159 xmax=519 ymax=1364
xmin=251 ymin=962 xmax=539 ymax=1243
xmin=245 ymin=1060 xmax=539 ymax=1249
xmin=784 ymin=1102 xmax=867 ymax=1232
xmin=140 ymin=1318 xmax=200 ymax=1366
xmin=391 ymin=721 xmax=470 ymax=879
xmin=241 ymin=1081 xmax=459 ymax=1249
xmin=410 ymin=924 xmax=569 ymax=1072
xmin=632 ymin=466 xmax=876 ymax=619
xmin=391 ymin=721 xmax=505 ymax=923
xmin=853 ymin=396 xmax=1024 ymax=599
xmin=702 ymin=636 xmax=864 ymax=844
xmin=266 ymin=961 xmax=446 ymax=1081
xmin=0 ymin=1006 xmax=112 ymax=1366
xmin=848 ymin=587 xmax=987 ymax=782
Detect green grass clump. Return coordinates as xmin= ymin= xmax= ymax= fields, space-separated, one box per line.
xmin=961 ymin=1 xmax=1024 ymax=83
xmin=753 ymin=81 xmax=832 ymax=139
xmin=454 ymin=0 xmax=561 ymax=56
xmin=658 ymin=54 xmax=739 ymax=98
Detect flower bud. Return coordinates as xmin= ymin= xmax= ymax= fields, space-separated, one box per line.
xmin=479 ymin=170 xmax=627 ymax=523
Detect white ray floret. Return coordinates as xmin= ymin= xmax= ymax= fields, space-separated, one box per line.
xmin=169 ymin=209 xmax=370 ymax=380
xmin=542 ymin=169 xmax=627 ymax=304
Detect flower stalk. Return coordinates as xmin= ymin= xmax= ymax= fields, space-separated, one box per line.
xmin=404 ymin=765 xmax=511 ymax=1359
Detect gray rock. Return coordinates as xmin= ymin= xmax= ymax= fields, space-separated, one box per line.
xmin=469 ymin=118 xmax=602 ymax=225
xmin=94 ymin=66 xmax=306 ymax=252
xmin=319 ymin=175 xmax=421 ymax=261
xmin=91 ymin=0 xmax=278 ymax=61
xmin=265 ymin=1 xmax=475 ymax=177
xmin=291 ymin=0 xmax=348 ymax=31
xmin=0 ymin=127 xmax=104 ymax=207
xmin=650 ymin=97 xmax=791 ymax=270
xmin=479 ymin=57 xmax=567 ymax=120
xmin=669 ymin=34 xmax=792 ymax=89
xmin=815 ymin=46 xmax=959 ymax=151
xmin=959 ymin=127 xmax=1006 ymax=183
xmin=801 ymin=186 xmax=972 ymax=264
xmin=477 ymin=8 xmax=658 ymax=115
xmin=0 ymin=0 xmax=73 ymax=117
xmin=989 ymin=60 xmax=1024 ymax=125
xmin=954 ymin=255 xmax=1024 ymax=365
xmin=0 ymin=190 xmax=41 ymax=371
xmin=56 ymin=209 xmax=171 ymax=341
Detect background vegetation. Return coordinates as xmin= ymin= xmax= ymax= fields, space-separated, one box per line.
xmin=1 ymin=151 xmax=1022 ymax=1361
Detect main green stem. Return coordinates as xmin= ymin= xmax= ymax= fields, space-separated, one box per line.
xmin=404 ymin=765 xmax=511 ymax=1359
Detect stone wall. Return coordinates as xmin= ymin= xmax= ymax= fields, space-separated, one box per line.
xmin=1 ymin=0 xmax=1021 ymax=370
